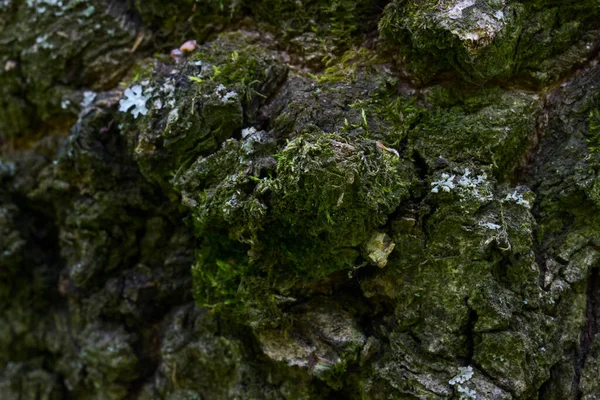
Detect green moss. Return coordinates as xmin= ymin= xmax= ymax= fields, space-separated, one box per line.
xmin=379 ymin=0 xmax=522 ymax=83
xmin=191 ymin=233 xmax=256 ymax=309
xmin=179 ymin=128 xmax=414 ymax=322
xmin=408 ymin=86 xmax=540 ymax=178
xmin=586 ymin=107 xmax=600 ymax=153
xmin=310 ymin=48 xmax=382 ymax=84
xmin=365 ymin=89 xmax=424 ymax=148
xmin=267 ymin=132 xmax=413 ymax=275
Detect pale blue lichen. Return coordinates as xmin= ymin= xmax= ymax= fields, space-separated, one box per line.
xmin=26 ymin=0 xmax=65 ymax=15
xmin=431 ymin=173 xmax=456 ymax=193
xmin=431 ymin=168 xmax=493 ymax=202
xmin=214 ymin=84 xmax=238 ymax=103
xmin=119 ymin=85 xmax=150 ymax=118
xmin=81 ymin=5 xmax=94 ymax=17
xmin=241 ymin=127 xmax=257 ymax=138
xmin=457 ymin=384 xmax=477 ymax=400
xmin=479 ymin=221 xmax=502 ymax=230
xmin=35 ymin=34 xmax=54 ymax=50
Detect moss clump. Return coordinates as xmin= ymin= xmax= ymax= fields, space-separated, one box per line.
xmin=267 ymin=132 xmax=413 ymax=276
xmin=177 ymin=129 xmax=413 ymax=321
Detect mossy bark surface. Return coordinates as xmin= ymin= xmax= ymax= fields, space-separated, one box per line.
xmin=2 ymin=1 xmax=600 ymax=399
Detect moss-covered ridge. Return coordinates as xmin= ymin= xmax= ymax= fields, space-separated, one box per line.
xmin=114 ymin=32 xmax=566 ymax=394
xmin=0 ymin=0 xmax=144 ymax=138
xmin=120 ymin=33 xmax=287 ymax=188
xmin=120 ymin=33 xmax=415 ymax=320
xmin=380 ymin=0 xmax=600 ymax=84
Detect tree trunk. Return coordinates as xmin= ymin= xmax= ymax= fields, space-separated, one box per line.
xmin=1 ymin=0 xmax=600 ymax=399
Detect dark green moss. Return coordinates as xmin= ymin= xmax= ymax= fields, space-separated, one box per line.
xmin=181 ymin=129 xmax=414 ymax=322
xmin=379 ymin=0 xmax=600 ymax=84
xmin=408 ymin=86 xmax=540 ymax=179
xmin=134 ymin=0 xmax=241 ymax=47
xmin=248 ymin=0 xmax=385 ymax=67
xmin=0 ymin=0 xmax=142 ymax=138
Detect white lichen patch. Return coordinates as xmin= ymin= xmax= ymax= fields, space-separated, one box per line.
xmin=457 ymin=384 xmax=477 ymax=399
xmin=143 ymin=78 xmax=177 ymax=112
xmin=222 ymin=91 xmax=238 ymax=102
xmin=167 ymin=107 xmax=179 ymax=124
xmin=437 ymin=0 xmax=508 ymax=51
xmin=242 ymin=127 xmax=257 ymax=139
xmin=34 ymin=34 xmax=54 ymax=51
xmin=215 ymin=83 xmax=238 ymax=103
xmin=479 ymin=221 xmax=501 ymax=230
xmin=503 ymin=190 xmax=530 ymax=208
xmin=431 ymin=173 xmax=456 ymax=193
xmin=215 ymin=84 xmax=226 ymax=94
xmin=81 ymin=5 xmax=95 ymax=17
xmin=119 ymin=85 xmax=150 ymax=118
xmin=27 ymin=0 xmax=63 ymax=6
xmin=26 ymin=0 xmax=65 ymax=15
xmin=80 ymin=91 xmax=96 ymax=108
xmin=449 ymin=365 xmax=476 ymax=399
xmin=431 ymin=168 xmax=493 ymax=202
xmin=457 ymin=168 xmax=486 ymax=189
xmin=223 ymin=192 xmax=240 ymax=217
xmin=449 ymin=365 xmax=474 ymax=385
xmin=445 ymin=0 xmax=476 ymax=20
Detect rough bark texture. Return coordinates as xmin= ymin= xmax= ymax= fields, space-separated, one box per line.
xmin=1 ymin=0 xmax=600 ymax=399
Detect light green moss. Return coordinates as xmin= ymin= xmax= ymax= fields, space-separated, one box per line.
xmin=267 ymin=131 xmax=413 ymax=276
xmin=184 ymin=130 xmax=413 ymax=321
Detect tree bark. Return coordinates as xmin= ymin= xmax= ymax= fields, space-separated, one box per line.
xmin=1 ymin=1 xmax=600 ymax=399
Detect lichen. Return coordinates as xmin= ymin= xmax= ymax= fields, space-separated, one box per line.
xmin=118 ymin=85 xmax=150 ymax=118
